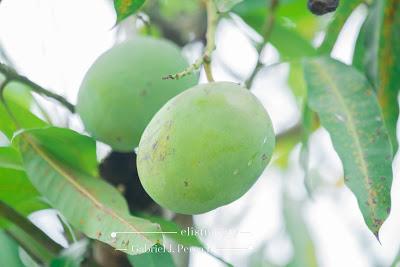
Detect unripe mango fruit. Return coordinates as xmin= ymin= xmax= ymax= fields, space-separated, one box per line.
xmin=77 ymin=37 xmax=197 ymax=151
xmin=137 ymin=82 xmax=275 ymax=214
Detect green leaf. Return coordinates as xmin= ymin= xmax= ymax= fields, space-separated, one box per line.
xmin=0 ymin=147 xmax=48 ymax=228
xmin=0 ymin=230 xmax=25 ymax=267
xmin=214 ymin=0 xmax=243 ymax=12
xmin=353 ymin=1 xmax=381 ymax=83
xmin=0 ymin=146 xmax=23 ymax=171
xmin=377 ymin=0 xmax=400 ymax=153
xmin=114 ymin=0 xmax=146 ymax=23
xmin=2 ymin=80 xmax=33 ymax=109
xmin=303 ymin=56 xmax=393 ymax=238
xmin=0 ymin=168 xmax=42 ymax=210
xmin=0 ymin=101 xmax=46 ymax=142
xmin=354 ymin=0 xmax=400 ymax=153
xmin=22 ymin=127 xmax=99 ymax=177
xmin=283 ymin=193 xmax=317 ymax=267
xmin=15 ymin=127 xmax=161 ymax=254
xmin=128 ymin=244 xmax=175 ymax=267
xmin=318 ymin=0 xmax=363 ymax=54
xmin=0 ymin=76 xmax=45 ymax=141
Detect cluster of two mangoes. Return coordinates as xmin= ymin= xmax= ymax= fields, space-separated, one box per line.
xmin=77 ymin=37 xmax=275 ymax=214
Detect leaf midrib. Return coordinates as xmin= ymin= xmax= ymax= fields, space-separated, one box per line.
xmin=23 ymin=134 xmax=156 ymax=244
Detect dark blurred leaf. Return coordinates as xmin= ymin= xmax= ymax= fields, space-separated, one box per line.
xmin=355 ymin=0 xmax=400 ymax=153
xmin=114 ymin=0 xmax=146 ymax=23
xmin=15 ymin=127 xmax=161 ymax=254
xmin=214 ymin=0 xmax=243 ymax=12
xmin=303 ymin=57 xmax=393 ymax=238
xmin=318 ymin=0 xmax=363 ymax=54
xmin=377 ymin=0 xmax=400 ymax=153
xmin=353 ymin=1 xmax=381 ymax=83
xmin=50 ymin=240 xmax=88 ymax=267
xmin=128 ymin=244 xmax=175 ymax=267
xmin=0 ymin=230 xmax=25 ymax=267
xmin=283 ymin=193 xmax=317 ymax=267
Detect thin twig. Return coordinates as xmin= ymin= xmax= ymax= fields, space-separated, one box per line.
xmin=163 ymin=0 xmax=218 ymax=81
xmin=245 ymin=0 xmax=279 ymax=89
xmin=0 ymin=62 xmax=75 ymax=113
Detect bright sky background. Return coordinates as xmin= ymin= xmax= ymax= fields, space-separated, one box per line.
xmin=0 ymin=1 xmax=399 ymax=267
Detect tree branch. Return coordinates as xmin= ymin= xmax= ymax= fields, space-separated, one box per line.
xmin=163 ymin=0 xmax=218 ymax=81
xmin=245 ymin=0 xmax=279 ymax=89
xmin=0 ymin=62 xmax=75 ymax=113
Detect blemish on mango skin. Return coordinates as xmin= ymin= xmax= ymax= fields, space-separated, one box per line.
xmin=149 ymin=120 xmax=174 ymax=162
xmin=261 ymin=154 xmax=268 ymax=161
xmin=140 ymin=89 xmax=147 ymax=96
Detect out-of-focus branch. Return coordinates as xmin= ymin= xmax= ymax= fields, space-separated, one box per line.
xmin=163 ymin=0 xmax=218 ymax=81
xmin=0 ymin=41 xmax=16 ymax=68
xmin=0 ymin=62 xmax=75 ymax=113
xmin=276 ymin=123 xmax=302 ymax=142
xmin=0 ymin=201 xmax=63 ymax=263
xmin=144 ymin=0 xmax=207 ymax=47
xmin=245 ymin=0 xmax=279 ymax=89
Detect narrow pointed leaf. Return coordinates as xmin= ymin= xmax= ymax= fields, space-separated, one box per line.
xmin=353 ymin=0 xmax=382 ymax=83
xmin=354 ymin=0 xmax=400 ymax=152
xmin=377 ymin=0 xmax=400 ymax=153
xmin=303 ymin=57 xmax=393 ymax=237
xmin=15 ymin=127 xmax=161 ymax=254
xmin=114 ymin=0 xmax=146 ymax=23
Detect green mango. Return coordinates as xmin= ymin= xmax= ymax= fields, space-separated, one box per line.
xmin=77 ymin=36 xmax=198 ymax=151
xmin=137 ymin=82 xmax=275 ymax=214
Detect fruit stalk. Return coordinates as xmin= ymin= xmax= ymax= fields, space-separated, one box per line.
xmin=163 ymin=0 xmax=218 ymax=81
xmin=0 ymin=62 xmax=75 ymax=113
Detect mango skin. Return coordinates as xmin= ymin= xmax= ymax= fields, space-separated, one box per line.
xmin=137 ymin=82 xmax=275 ymax=214
xmin=77 ymin=37 xmax=197 ymax=152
